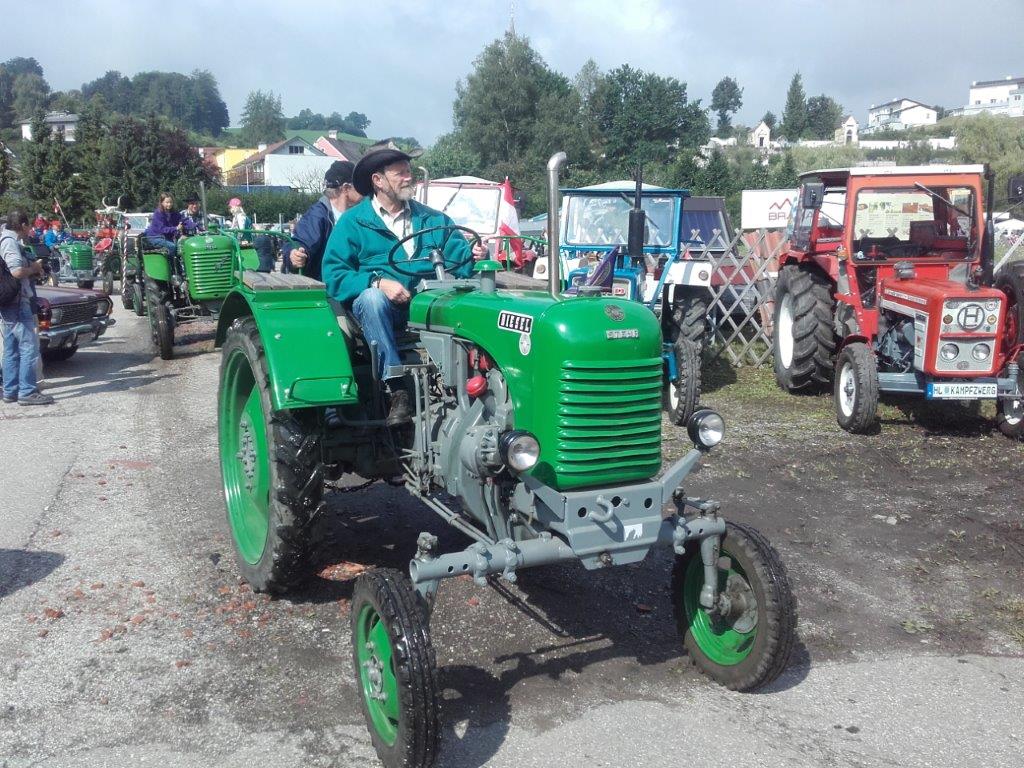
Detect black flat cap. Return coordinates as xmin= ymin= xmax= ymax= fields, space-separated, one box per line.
xmin=324 ymin=160 xmax=355 ymax=188
xmin=352 ymin=149 xmax=413 ymax=196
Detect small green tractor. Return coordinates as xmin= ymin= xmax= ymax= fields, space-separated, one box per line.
xmin=138 ymin=230 xmax=266 ymax=359
xmin=216 ymin=153 xmax=796 ymax=768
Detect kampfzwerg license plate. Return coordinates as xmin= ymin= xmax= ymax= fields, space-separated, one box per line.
xmin=927 ymin=382 xmax=997 ymax=400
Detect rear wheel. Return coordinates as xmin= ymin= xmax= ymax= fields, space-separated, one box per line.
xmin=352 ymin=568 xmax=440 ymax=768
xmin=663 ymin=337 xmax=701 ymax=426
xmin=41 ymin=345 xmax=78 ymax=362
xmin=102 ymin=271 xmax=114 ymax=296
xmin=219 ymin=316 xmax=323 ymax=592
xmin=146 ymin=277 xmax=174 ymax=360
xmin=996 ymin=265 xmax=1024 ymax=439
xmin=671 ymin=521 xmax=796 ymax=691
xmin=121 ymin=279 xmax=134 ymax=310
xmin=773 ymin=264 xmax=835 ymax=392
xmin=834 ymin=342 xmax=879 ymax=434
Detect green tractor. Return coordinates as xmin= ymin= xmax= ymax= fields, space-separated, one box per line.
xmin=54 ymin=241 xmax=100 ymax=289
xmin=139 ymin=230 xmax=267 ymax=359
xmin=216 ymin=153 xmax=796 ymax=768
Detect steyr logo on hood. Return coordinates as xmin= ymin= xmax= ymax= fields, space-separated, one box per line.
xmin=604 ymin=305 xmax=625 ymax=321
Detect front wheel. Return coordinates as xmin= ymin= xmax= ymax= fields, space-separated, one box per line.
xmin=351 ymin=568 xmax=440 ymax=768
xmin=102 ymin=271 xmax=114 ymax=296
xmin=834 ymin=342 xmax=879 ymax=434
xmin=41 ymin=345 xmax=78 ymax=362
xmin=219 ymin=317 xmax=323 ymax=592
xmin=663 ymin=337 xmax=701 ymax=426
xmin=146 ymin=277 xmax=174 ymax=360
xmin=997 ymin=357 xmax=1024 ymax=439
xmin=672 ymin=521 xmax=796 ymax=691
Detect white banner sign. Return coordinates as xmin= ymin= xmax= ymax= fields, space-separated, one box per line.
xmin=741 ymin=189 xmax=798 ymax=230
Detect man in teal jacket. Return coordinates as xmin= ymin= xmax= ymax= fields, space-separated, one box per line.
xmin=322 ymin=148 xmax=484 ymax=425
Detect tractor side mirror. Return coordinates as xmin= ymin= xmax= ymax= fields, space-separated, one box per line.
xmin=1008 ymin=175 xmax=1024 ymax=205
xmin=801 ymin=182 xmax=824 ymax=210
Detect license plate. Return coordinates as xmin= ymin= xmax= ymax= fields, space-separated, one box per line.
xmin=926 ymin=382 xmax=997 ymax=400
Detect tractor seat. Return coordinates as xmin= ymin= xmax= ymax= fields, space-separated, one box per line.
xmin=327 ymin=298 xmax=420 ymax=357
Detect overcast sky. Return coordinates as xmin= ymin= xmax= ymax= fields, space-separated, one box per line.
xmin=7 ymin=0 xmax=1024 ymax=144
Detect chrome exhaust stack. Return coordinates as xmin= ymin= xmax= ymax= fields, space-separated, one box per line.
xmin=546 ymin=152 xmax=567 ymax=301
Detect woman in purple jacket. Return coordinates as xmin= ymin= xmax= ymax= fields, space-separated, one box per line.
xmin=143 ymin=193 xmax=185 ymax=257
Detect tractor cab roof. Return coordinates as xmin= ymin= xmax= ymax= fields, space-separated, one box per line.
xmin=800 ymin=164 xmax=986 ymax=186
xmin=561 ymin=180 xmax=690 ymax=196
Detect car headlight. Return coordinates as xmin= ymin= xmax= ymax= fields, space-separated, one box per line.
xmin=971 ymin=343 xmax=991 ymax=361
xmin=687 ymin=409 xmax=724 ymax=449
xmin=499 ymin=430 xmax=540 ymax=472
xmin=50 ymin=307 xmax=63 ymax=325
xmin=939 ymin=343 xmax=959 ymax=361
xmin=94 ymin=300 xmax=110 ymax=317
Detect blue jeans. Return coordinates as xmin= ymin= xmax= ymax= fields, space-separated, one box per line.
xmin=144 ymin=236 xmax=177 ymax=258
xmin=351 ymin=287 xmax=409 ymax=382
xmin=1 ymin=301 xmax=41 ymax=399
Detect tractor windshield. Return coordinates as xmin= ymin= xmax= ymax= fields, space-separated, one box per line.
xmin=424 ymin=185 xmax=501 ymax=235
xmin=564 ymin=195 xmax=677 ymax=248
xmin=852 ymin=186 xmax=976 ymax=258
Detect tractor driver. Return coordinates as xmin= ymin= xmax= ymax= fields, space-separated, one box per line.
xmin=321 ymin=148 xmax=487 ymax=426
xmin=181 ymin=196 xmax=206 ymax=235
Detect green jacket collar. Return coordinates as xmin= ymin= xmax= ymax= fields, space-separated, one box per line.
xmin=351 ymin=196 xmax=437 ymax=233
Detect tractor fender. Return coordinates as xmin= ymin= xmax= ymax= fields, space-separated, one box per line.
xmin=215 ymin=287 xmax=359 ymax=410
xmin=141 ymin=251 xmax=170 ymax=282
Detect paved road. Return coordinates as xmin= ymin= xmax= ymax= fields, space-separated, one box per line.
xmin=1 ymin=302 xmax=1021 ymax=767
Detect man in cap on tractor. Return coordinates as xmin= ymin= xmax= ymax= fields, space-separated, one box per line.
xmin=285 ymin=160 xmax=362 ymax=280
xmin=321 ymin=148 xmax=486 ymax=426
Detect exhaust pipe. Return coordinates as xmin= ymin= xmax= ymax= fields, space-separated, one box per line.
xmin=418 ymin=165 xmax=430 ymax=203
xmin=547 ymin=152 xmax=567 ymax=300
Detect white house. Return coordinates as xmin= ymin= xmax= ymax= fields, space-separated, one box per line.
xmin=834 ymin=115 xmax=859 ymax=145
xmin=955 ymin=76 xmax=1024 ymax=118
xmin=864 ymin=99 xmax=937 ymax=134
xmin=749 ymin=121 xmax=771 ymax=150
xmin=19 ymin=111 xmax=79 ymax=142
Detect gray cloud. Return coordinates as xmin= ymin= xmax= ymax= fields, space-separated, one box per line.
xmin=7 ymin=0 xmax=1023 ymax=144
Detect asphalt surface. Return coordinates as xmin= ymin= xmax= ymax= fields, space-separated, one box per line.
xmin=1 ymin=298 xmax=1022 ymax=768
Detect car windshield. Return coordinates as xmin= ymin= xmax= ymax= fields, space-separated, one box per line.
xmin=564 ymin=195 xmax=677 ymax=247
xmin=853 ymin=186 xmax=976 ymax=256
xmin=123 ymin=214 xmax=151 ymax=231
xmin=425 ymin=185 xmax=501 ymax=234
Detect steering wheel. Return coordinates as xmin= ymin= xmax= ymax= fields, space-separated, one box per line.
xmin=386 ymin=224 xmax=482 ymax=278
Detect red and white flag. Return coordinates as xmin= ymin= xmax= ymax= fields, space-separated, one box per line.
xmin=497 ymin=177 xmax=523 ymax=267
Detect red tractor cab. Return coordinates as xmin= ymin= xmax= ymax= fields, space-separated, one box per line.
xmin=773 ymin=164 xmax=1024 ymax=437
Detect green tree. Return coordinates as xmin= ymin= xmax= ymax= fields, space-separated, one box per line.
xmin=780 ymin=73 xmax=807 ymax=140
xmin=770 ymin=151 xmax=799 ymax=188
xmin=343 ymin=111 xmax=370 ymax=136
xmin=239 ymin=90 xmax=285 ymax=146
xmin=711 ymin=76 xmax=743 ymax=137
xmin=805 ymin=95 xmax=843 ymax=140
xmin=12 ymin=73 xmax=50 ymax=121
xmin=0 ymin=141 xmax=13 ymax=195
xmin=954 ymin=114 xmax=1024 ymax=206
xmin=188 ymin=69 xmax=230 ymax=136
xmin=81 ymin=71 xmax=133 ymax=113
xmin=592 ymin=64 xmax=709 ymax=171
xmin=422 ymin=131 xmax=481 ymax=178
xmin=761 ymin=111 xmax=777 ymax=131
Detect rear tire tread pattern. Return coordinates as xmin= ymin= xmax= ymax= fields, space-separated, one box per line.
xmin=664 ymin=337 xmax=702 ymax=426
xmin=774 ymin=264 xmax=835 ymax=392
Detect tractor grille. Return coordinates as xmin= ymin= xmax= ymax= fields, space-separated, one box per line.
xmin=57 ymin=301 xmax=97 ymax=326
xmin=553 ymin=357 xmax=663 ymax=484
xmin=186 ymin=252 xmax=233 ymax=299
xmin=69 ymin=251 xmax=93 ymax=270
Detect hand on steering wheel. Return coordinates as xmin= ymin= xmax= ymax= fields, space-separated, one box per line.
xmin=386 ymin=224 xmax=482 ymax=278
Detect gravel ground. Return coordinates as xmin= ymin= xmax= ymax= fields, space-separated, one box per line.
xmin=1 ymin=296 xmax=1022 ymax=768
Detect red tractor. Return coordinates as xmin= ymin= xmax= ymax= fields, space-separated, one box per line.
xmin=773 ymin=164 xmax=1024 ymax=437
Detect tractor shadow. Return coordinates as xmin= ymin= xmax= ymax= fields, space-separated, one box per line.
xmin=700 ymin=352 xmax=738 ymax=393
xmin=42 ymin=346 xmax=179 ymax=399
xmin=878 ymin=394 xmax=995 ymax=437
xmin=0 ymin=549 xmax=65 ymax=599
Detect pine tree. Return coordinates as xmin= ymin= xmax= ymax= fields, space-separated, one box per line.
xmin=780 ymin=73 xmax=807 ymax=141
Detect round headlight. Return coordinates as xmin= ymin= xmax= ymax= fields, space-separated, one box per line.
xmin=500 ymin=430 xmax=540 ymax=472
xmin=50 ymin=307 xmax=63 ymax=325
xmin=94 ymin=300 xmax=110 ymax=317
xmin=940 ymin=343 xmax=959 ymax=361
xmin=687 ymin=409 xmax=724 ymax=449
xmin=971 ymin=343 xmax=991 ymax=361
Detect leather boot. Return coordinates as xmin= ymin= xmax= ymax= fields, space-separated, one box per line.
xmin=385 ymin=383 xmax=412 ymax=426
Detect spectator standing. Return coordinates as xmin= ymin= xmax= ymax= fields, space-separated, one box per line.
xmin=252 ymin=224 xmax=277 ymax=273
xmin=228 ymin=198 xmax=251 ymax=231
xmin=284 ymin=160 xmax=362 ymax=280
xmin=1 ymin=210 xmax=54 ymax=406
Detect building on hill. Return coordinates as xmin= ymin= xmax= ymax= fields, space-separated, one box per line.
xmin=284 ymin=128 xmax=374 ymax=147
xmin=225 ymin=137 xmax=333 ymax=191
xmin=315 ymin=131 xmax=370 ymax=162
xmin=19 ymin=111 xmax=79 ymax=142
xmin=198 ymin=147 xmax=259 ymax=181
xmin=864 ymin=99 xmax=937 ymax=134
xmin=950 ymin=75 xmax=1024 ymax=118
xmin=835 ymin=115 xmax=859 ymax=145
xmin=749 ymin=121 xmax=772 ymax=150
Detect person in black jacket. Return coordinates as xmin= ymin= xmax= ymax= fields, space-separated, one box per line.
xmin=284 ymin=160 xmax=362 ymax=280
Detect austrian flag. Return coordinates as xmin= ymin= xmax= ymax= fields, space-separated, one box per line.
xmin=497 ymin=177 xmax=523 ymax=267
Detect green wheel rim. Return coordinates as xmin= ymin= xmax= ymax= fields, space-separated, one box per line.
xmin=355 ymin=603 xmax=400 ymax=744
xmin=683 ymin=547 xmax=758 ymax=666
xmin=220 ymin=346 xmax=271 ymax=564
